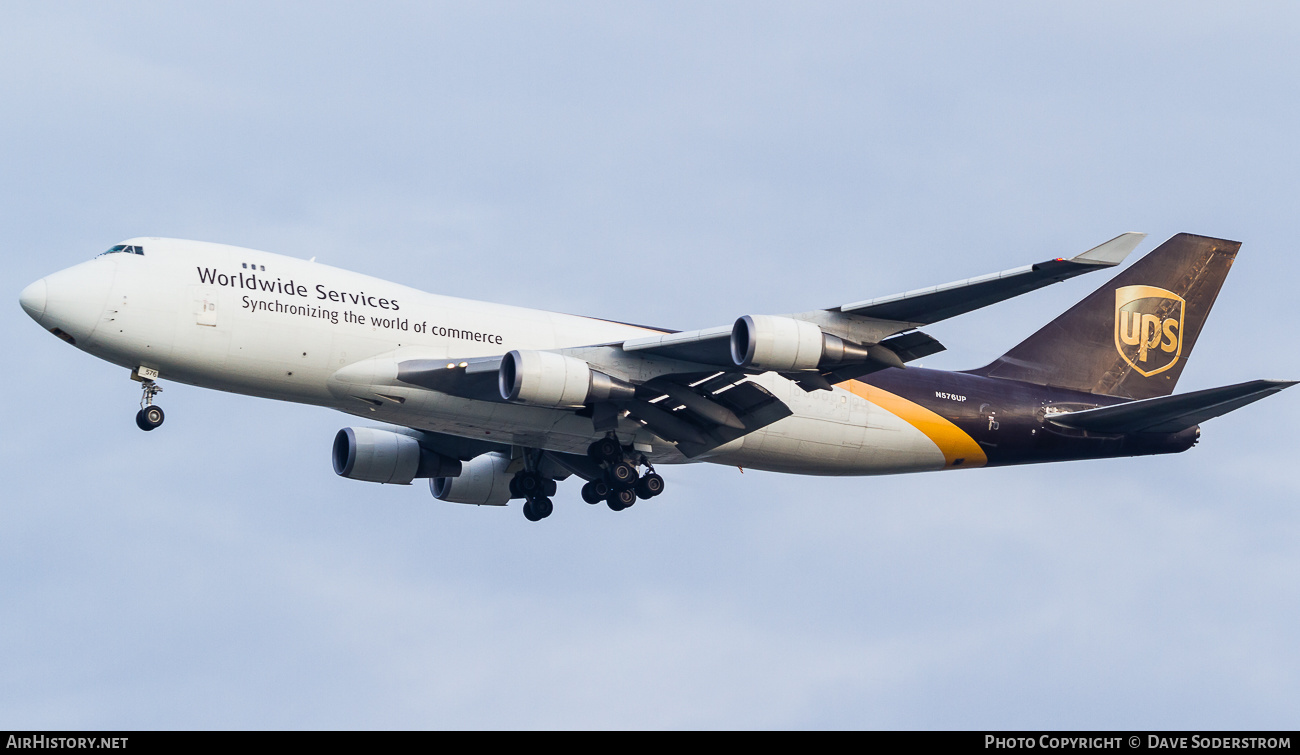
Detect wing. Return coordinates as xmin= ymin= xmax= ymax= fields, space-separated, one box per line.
xmin=833 ymin=232 xmax=1144 ymax=324
xmin=621 ymin=232 xmax=1142 ymax=384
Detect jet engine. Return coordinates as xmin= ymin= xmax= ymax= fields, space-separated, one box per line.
xmin=332 ymin=427 xmax=461 ymax=485
xmin=499 ymin=350 xmax=635 ymax=407
xmin=730 ymin=315 xmax=874 ymax=371
xmin=430 ymin=451 xmax=512 ymax=506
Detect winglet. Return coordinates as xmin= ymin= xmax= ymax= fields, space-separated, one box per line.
xmin=1072 ymin=232 xmax=1146 ymax=266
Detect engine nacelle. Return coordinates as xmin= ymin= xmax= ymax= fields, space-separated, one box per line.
xmin=730 ymin=315 xmax=873 ymax=371
xmin=430 ymin=452 xmax=512 ymax=506
xmin=332 ymin=427 xmax=461 ymax=485
xmin=499 ymin=350 xmax=635 ymax=407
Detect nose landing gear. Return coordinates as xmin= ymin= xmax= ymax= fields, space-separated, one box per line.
xmin=133 ymin=372 xmax=165 ymax=432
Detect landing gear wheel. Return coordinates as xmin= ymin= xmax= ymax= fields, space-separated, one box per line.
xmin=522 ymin=493 xmax=553 ymax=517
xmin=606 ymin=488 xmax=636 ymax=511
xmin=135 ymin=405 xmax=165 ymax=431
xmin=523 ymin=496 xmax=552 ymax=521
xmin=588 ymin=436 xmax=622 ymax=463
xmin=581 ymin=480 xmax=610 ymax=504
xmin=516 ymin=473 xmax=541 ymax=496
xmin=608 ymin=461 xmax=638 ymax=489
xmin=635 ymin=473 xmax=664 ymax=499
xmin=513 ymin=471 xmax=556 ymax=500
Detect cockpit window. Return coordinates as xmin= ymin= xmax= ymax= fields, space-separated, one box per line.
xmin=97 ymin=245 xmax=144 ymax=258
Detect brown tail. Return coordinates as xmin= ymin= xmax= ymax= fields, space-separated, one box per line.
xmin=970 ymin=233 xmax=1239 ymax=400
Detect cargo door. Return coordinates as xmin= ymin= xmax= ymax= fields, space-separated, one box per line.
xmin=192 ymin=286 xmax=218 ymax=327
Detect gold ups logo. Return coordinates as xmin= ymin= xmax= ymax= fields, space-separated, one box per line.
xmin=1114 ymin=285 xmax=1185 ymax=377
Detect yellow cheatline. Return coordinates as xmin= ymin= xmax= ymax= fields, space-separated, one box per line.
xmin=843 ymin=381 xmax=987 ymax=469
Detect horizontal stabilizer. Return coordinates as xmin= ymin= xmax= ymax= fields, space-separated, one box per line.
xmin=1048 ymin=379 xmax=1296 ymax=434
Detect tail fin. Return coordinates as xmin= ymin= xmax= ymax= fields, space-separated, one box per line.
xmin=973 ymin=233 xmax=1239 ymax=399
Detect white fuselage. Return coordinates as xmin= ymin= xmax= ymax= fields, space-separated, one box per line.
xmin=25 ymin=238 xmax=955 ymax=476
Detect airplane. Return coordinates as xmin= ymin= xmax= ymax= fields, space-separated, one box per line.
xmin=18 ymin=232 xmax=1294 ymax=522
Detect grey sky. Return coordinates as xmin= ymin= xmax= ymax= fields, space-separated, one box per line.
xmin=3 ymin=2 xmax=1298 ymax=728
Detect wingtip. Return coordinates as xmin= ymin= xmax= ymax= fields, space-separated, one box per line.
xmin=1072 ymin=232 xmax=1147 ymax=266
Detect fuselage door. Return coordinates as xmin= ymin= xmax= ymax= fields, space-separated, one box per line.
xmin=191 ymin=286 xmax=217 ymax=327
xmin=980 ymin=402 xmax=1000 ymax=431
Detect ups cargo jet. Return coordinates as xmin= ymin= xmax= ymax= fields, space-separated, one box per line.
xmin=18 ymin=232 xmax=1294 ymax=521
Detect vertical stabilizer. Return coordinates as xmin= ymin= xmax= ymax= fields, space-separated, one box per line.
xmin=973 ymin=233 xmax=1239 ymax=400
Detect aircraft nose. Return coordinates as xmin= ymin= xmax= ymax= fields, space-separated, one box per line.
xmin=23 ymin=260 xmax=116 ymax=346
xmin=19 ymin=278 xmax=47 ymax=323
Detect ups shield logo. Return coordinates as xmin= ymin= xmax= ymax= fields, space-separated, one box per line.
xmin=1114 ymin=285 xmax=1185 ymax=377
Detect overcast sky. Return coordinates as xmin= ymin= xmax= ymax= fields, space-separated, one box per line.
xmin=3 ymin=2 xmax=1299 ymax=729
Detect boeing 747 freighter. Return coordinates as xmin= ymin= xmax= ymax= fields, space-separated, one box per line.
xmin=19 ymin=232 xmax=1293 ymax=521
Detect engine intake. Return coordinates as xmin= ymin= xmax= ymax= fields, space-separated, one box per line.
xmin=430 ymin=452 xmax=512 ymax=505
xmin=332 ymin=427 xmax=461 ymax=485
xmin=499 ymin=350 xmax=635 ymax=406
xmin=730 ymin=315 xmax=873 ymax=371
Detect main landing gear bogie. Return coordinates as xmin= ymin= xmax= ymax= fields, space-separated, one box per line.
xmin=513 ymin=437 xmax=669 ymax=522
xmin=512 ymin=468 xmax=558 ymax=522
xmin=586 ymin=436 xmax=666 ymax=513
